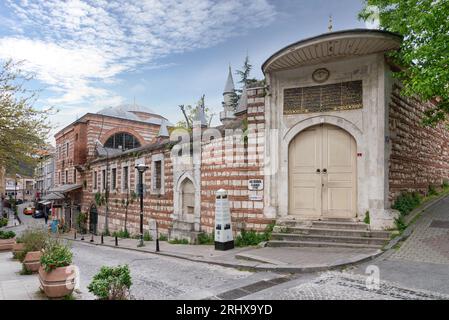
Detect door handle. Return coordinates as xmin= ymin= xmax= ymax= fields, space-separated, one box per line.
xmin=323 ymin=168 xmax=327 ymax=173
xmin=316 ymin=169 xmax=321 ymax=173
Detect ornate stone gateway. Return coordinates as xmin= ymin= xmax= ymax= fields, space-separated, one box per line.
xmin=288 ymin=124 xmax=357 ymax=219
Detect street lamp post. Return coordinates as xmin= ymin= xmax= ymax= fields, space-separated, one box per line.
xmin=135 ymin=163 xmax=148 ymax=247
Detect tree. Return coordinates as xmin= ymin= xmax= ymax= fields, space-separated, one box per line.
xmin=175 ymin=95 xmax=215 ymax=129
xmin=232 ymin=55 xmax=261 ymax=109
xmin=359 ymin=0 xmax=449 ymax=126
xmin=0 ymin=60 xmax=52 ymax=172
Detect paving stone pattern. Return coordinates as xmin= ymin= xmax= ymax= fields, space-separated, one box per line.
xmin=389 ymin=197 xmax=449 ymax=264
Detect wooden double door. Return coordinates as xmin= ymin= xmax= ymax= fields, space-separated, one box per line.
xmin=288 ymin=124 xmax=357 ymax=219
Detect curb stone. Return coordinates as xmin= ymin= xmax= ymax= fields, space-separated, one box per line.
xmin=60 ymin=235 xmax=382 ymax=274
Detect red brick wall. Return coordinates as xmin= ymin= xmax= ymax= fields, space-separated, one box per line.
xmin=388 ymin=83 xmax=449 ymax=200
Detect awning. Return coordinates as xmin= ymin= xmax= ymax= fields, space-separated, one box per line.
xmin=49 ymin=184 xmax=82 ymax=193
xmin=41 ymin=192 xmax=65 ymax=201
xmin=38 ymin=201 xmax=51 ymax=205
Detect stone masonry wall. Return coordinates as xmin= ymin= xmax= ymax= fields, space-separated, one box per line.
xmin=388 ymin=83 xmax=449 ymax=201
xmin=200 ymin=87 xmax=273 ymax=234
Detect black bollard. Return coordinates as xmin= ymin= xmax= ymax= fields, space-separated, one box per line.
xmin=156 ymin=238 xmax=160 ymax=252
xmin=115 ymin=236 xmax=118 ymax=246
xmin=90 ymin=234 xmax=94 ymax=242
xmin=101 ymin=234 xmax=104 ymax=244
xmin=74 ymin=230 xmax=77 ymax=240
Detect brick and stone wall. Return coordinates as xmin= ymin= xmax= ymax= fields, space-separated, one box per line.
xmin=82 ymin=145 xmax=174 ymax=236
xmin=200 ymin=87 xmax=272 ymax=234
xmin=388 ymin=83 xmax=449 ymax=201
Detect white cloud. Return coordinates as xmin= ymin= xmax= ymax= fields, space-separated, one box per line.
xmin=0 ymin=0 xmax=276 ymax=109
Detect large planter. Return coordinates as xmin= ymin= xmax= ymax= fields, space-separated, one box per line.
xmin=12 ymin=243 xmax=25 ymax=259
xmin=38 ymin=265 xmax=76 ymax=298
xmin=23 ymin=251 xmax=42 ymax=273
xmin=0 ymin=238 xmax=15 ymax=252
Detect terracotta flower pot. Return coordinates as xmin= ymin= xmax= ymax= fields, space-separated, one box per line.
xmin=23 ymin=251 xmax=42 ymax=273
xmin=0 ymin=238 xmax=15 ymax=252
xmin=38 ymin=265 xmax=76 ymax=298
xmin=12 ymin=243 xmax=25 ymax=259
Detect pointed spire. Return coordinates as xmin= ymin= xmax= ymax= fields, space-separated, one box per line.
xmin=157 ymin=120 xmax=169 ymax=138
xmin=193 ymin=95 xmax=207 ymax=127
xmin=235 ymin=84 xmax=248 ymax=114
xmin=223 ymin=65 xmax=235 ymax=94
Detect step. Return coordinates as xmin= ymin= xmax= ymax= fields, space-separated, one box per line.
xmin=282 ymin=227 xmax=390 ymax=239
xmin=270 ymin=233 xmax=388 ymax=246
xmin=311 ymin=221 xmax=369 ymax=230
xmin=267 ymin=240 xmax=382 ymax=249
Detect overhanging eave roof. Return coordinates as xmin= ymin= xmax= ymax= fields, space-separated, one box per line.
xmin=262 ymin=29 xmax=402 ymax=73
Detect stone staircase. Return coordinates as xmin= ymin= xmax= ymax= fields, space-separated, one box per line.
xmin=268 ymin=219 xmax=391 ymax=249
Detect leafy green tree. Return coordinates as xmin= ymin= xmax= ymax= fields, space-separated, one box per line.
xmin=359 ymin=0 xmax=449 ymax=126
xmin=0 ymin=60 xmax=53 ymax=172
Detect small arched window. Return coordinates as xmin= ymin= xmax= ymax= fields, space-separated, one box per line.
xmin=104 ymin=132 xmax=141 ymax=151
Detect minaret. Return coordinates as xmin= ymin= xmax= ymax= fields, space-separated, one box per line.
xmin=220 ymin=66 xmax=236 ymax=126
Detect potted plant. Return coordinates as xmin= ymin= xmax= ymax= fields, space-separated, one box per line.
xmin=16 ymin=228 xmax=48 ymax=273
xmin=12 ymin=237 xmax=24 ymax=260
xmin=0 ymin=230 xmax=15 ymax=252
xmin=88 ymin=265 xmax=132 ymax=300
xmin=38 ymin=239 xmax=76 ymax=298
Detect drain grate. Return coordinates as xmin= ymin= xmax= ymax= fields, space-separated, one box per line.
xmin=429 ymin=220 xmax=449 ymax=229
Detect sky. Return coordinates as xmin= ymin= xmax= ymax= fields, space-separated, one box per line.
xmin=0 ymin=0 xmax=375 ymax=144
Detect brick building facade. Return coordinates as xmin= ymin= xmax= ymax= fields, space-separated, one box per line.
xmin=54 ymin=29 xmax=449 ymax=242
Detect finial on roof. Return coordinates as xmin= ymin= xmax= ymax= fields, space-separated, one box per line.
xmin=328 ymin=14 xmax=333 ymax=32
xmin=223 ymin=65 xmax=235 ymax=94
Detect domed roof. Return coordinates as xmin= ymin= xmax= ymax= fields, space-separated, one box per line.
xmin=96 ymin=104 xmax=173 ymax=126
xmin=97 ymin=106 xmax=141 ymax=121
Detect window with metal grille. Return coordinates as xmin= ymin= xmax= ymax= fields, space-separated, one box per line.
xmin=104 ymin=132 xmax=141 ymax=151
xmin=154 ymin=160 xmax=162 ymax=189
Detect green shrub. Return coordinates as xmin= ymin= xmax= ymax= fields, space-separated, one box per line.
xmin=392 ymin=192 xmax=421 ymax=216
xmin=0 ymin=217 xmax=8 ymax=228
xmin=159 ymin=234 xmax=168 ymax=241
xmin=168 ymin=238 xmax=189 ymax=244
xmin=40 ymin=239 xmax=73 ymax=272
xmin=443 ymin=180 xmax=449 ymax=190
xmin=112 ymin=229 xmax=130 ymax=239
xmin=143 ymin=231 xmax=152 ymax=241
xmin=76 ymin=212 xmax=88 ymax=233
xmin=0 ymin=230 xmax=15 ymax=239
xmin=363 ymin=211 xmax=370 ymax=224
xmin=428 ymin=184 xmax=438 ymax=196
xmin=395 ymin=216 xmax=407 ymax=233
xmin=87 ymin=265 xmax=132 ymax=300
xmin=16 ymin=228 xmax=48 ymax=262
xmin=197 ymin=233 xmax=214 ymax=245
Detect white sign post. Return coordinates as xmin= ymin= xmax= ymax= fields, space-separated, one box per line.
xmin=214 ymin=189 xmax=234 ymax=250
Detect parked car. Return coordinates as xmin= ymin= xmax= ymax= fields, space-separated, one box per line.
xmin=23 ymin=207 xmax=35 ymax=215
xmin=32 ymin=210 xmax=44 ymax=219
xmin=16 ymin=199 xmax=23 ymax=205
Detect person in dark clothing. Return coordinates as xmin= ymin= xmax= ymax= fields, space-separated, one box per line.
xmin=44 ymin=207 xmax=49 ymax=225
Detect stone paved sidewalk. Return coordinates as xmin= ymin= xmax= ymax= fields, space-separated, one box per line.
xmin=389 ymin=195 xmax=449 ymax=264
xmin=59 ymin=232 xmax=380 ymax=273
xmin=0 ymin=252 xmax=44 ymax=300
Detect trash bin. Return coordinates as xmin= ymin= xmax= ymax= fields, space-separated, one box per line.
xmin=51 ymin=219 xmax=59 ymax=233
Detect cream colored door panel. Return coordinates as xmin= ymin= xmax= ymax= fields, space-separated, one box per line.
xmin=322 ymin=125 xmax=356 ymax=218
xmin=288 ymin=127 xmax=321 ymax=218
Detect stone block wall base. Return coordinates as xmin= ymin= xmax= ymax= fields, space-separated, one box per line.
xmin=370 ymin=209 xmax=399 ymax=230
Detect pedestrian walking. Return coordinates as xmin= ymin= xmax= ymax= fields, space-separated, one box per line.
xmin=44 ymin=208 xmax=49 ymax=225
